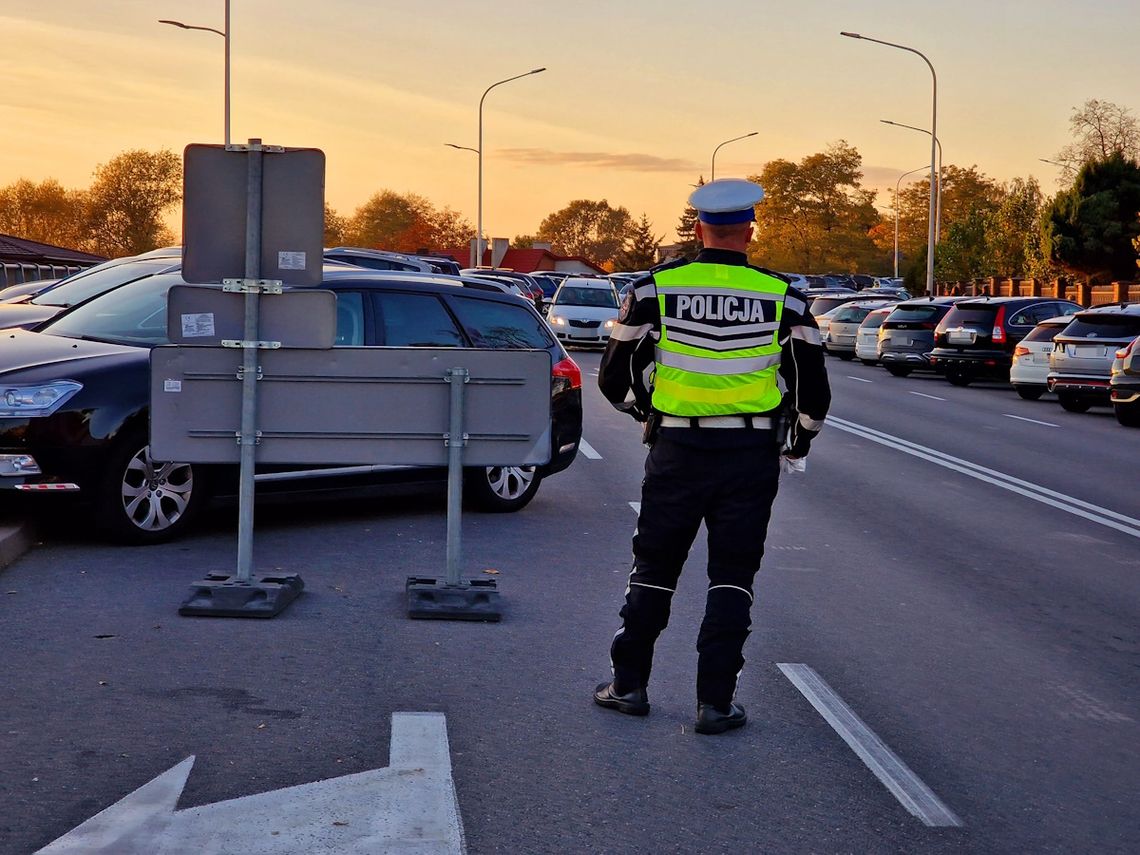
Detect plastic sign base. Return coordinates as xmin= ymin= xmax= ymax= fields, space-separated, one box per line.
xmin=179 ymin=573 xmax=304 ymax=618
xmin=406 ymin=577 xmax=501 ymax=622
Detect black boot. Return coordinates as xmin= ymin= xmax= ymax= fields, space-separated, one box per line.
xmin=695 ymin=701 xmax=746 ymax=734
xmin=593 ymin=682 xmax=650 ymax=716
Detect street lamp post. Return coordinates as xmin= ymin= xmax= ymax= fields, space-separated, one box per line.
xmin=711 ymin=131 xmax=758 ymax=181
xmin=893 ymin=166 xmax=929 ymax=278
xmin=842 ymin=31 xmax=938 ymax=295
xmin=476 ymin=68 xmax=546 ymax=267
xmin=159 ymin=1 xmax=230 ymax=146
xmin=881 ymin=119 xmax=942 ymax=244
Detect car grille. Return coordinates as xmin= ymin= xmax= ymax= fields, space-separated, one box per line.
xmin=569 ymin=319 xmax=600 ymax=329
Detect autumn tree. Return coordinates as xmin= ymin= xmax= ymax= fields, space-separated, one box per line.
xmin=345 ymin=191 xmax=473 ymax=253
xmin=0 ymin=178 xmax=88 ymax=249
xmin=1041 ymin=152 xmax=1140 ymax=281
xmin=1053 ymin=99 xmax=1140 ymax=179
xmin=748 ymin=141 xmax=880 ymax=273
xmin=324 ymin=202 xmax=348 ymax=246
xmin=85 ymin=149 xmax=181 ymax=257
xmin=511 ymin=235 xmax=538 ymax=249
xmin=985 ymin=177 xmax=1045 ymax=277
xmin=536 ymin=199 xmax=634 ymax=265
xmin=674 ymin=176 xmax=705 ymax=259
xmin=613 ymin=214 xmax=662 ymax=270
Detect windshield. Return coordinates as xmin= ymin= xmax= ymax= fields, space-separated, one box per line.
xmin=30 ymin=259 xmax=176 ymax=308
xmin=831 ymin=305 xmax=876 ymax=323
xmin=942 ymin=304 xmax=999 ymax=327
xmin=859 ymin=310 xmax=891 ymax=330
xmin=1061 ymin=315 xmax=1140 ymax=339
xmin=886 ymin=304 xmax=945 ymax=323
xmin=42 ymin=272 xmax=185 ymax=345
xmin=555 ymin=286 xmax=618 ymax=308
xmin=810 ymin=296 xmax=858 ymax=316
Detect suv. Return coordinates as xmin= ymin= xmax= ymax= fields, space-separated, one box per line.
xmin=823 ymin=300 xmax=898 ymax=360
xmin=807 ymin=291 xmax=881 ymax=317
xmin=1110 ymin=334 xmax=1140 ymax=426
xmin=323 ymin=247 xmax=435 ymax=272
xmin=877 ymin=297 xmax=963 ymax=376
xmin=1008 ymin=315 xmax=1076 ymax=400
xmin=930 ymin=297 xmax=1081 ymax=386
xmin=1048 ymin=304 xmax=1140 ymax=413
xmin=0 ymin=268 xmax=583 ymax=544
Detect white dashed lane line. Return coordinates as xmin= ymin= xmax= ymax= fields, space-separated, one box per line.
xmin=1003 ymin=413 xmax=1058 ymax=428
xmin=908 ymin=391 xmax=946 ymax=401
xmin=578 ymin=439 xmax=603 ymax=459
xmin=847 ymin=376 xmax=874 ymax=383
xmin=778 ymin=664 xmax=963 ymax=828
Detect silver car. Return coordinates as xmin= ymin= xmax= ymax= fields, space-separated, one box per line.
xmin=855 ymin=306 xmax=894 ymax=364
xmin=824 ymin=300 xmax=897 ymax=361
xmin=1110 ymin=334 xmax=1140 ymax=426
xmin=1048 ymin=304 xmax=1140 ymax=413
xmin=1008 ymin=316 xmax=1075 ymax=400
xmin=545 ymin=278 xmax=621 ymax=347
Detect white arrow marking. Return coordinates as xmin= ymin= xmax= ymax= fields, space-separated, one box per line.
xmin=37 ymin=712 xmax=465 ymax=854
xmin=578 ymin=438 xmax=603 ymax=459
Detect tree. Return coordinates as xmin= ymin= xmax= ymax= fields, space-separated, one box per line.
xmin=1041 ymin=152 xmax=1140 ymax=281
xmin=84 ymin=149 xmax=181 ymax=257
xmin=985 ymin=177 xmax=1045 ymax=277
xmin=344 ymin=191 xmax=473 ymax=253
xmin=748 ymin=141 xmax=880 ymax=273
xmin=535 ymin=199 xmax=634 ymax=265
xmin=0 ymin=178 xmax=88 ymax=250
xmin=324 ymin=202 xmax=348 ymax=246
xmin=614 ymin=214 xmax=662 ymax=270
xmin=674 ymin=176 xmax=705 ymax=259
xmin=1054 ymin=99 xmax=1140 ymax=178
xmin=885 ymin=164 xmax=1002 ymax=264
xmin=511 ymin=235 xmax=538 ymax=249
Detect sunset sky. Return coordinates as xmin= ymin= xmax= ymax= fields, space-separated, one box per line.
xmin=3 ymin=0 xmax=1139 ymax=243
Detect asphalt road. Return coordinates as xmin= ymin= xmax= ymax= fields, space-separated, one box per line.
xmin=1 ymin=351 xmax=1137 ymax=854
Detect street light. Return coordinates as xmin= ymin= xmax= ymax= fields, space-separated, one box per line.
xmin=892 ymin=166 xmax=928 ymax=279
xmin=881 ymin=119 xmax=942 ymax=244
xmin=711 ymin=131 xmax=758 ymax=181
xmin=445 ymin=144 xmax=479 ymax=155
xmin=159 ymin=1 xmax=230 ymax=146
xmin=842 ymin=31 xmax=938 ymax=295
xmin=476 ymin=68 xmax=546 ymax=267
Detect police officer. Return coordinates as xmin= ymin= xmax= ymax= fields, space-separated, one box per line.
xmin=593 ymin=178 xmax=831 ymax=734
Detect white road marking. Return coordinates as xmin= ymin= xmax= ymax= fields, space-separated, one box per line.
xmin=908 ymin=391 xmax=946 ymax=401
xmin=829 ymin=416 xmax=1140 ymax=539
xmin=847 ymin=376 xmax=874 ymax=383
xmin=38 ymin=713 xmax=465 ymax=854
xmin=778 ymin=664 xmax=962 ymax=828
xmin=1003 ymin=413 xmax=1058 ymax=428
xmin=629 ymin=502 xmax=641 ymax=514
xmin=578 ymin=438 xmax=603 ymax=459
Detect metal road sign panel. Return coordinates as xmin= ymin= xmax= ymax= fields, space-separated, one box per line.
xmin=166 ymin=285 xmax=337 ymax=348
xmin=150 ymin=347 xmax=552 ymax=467
xmin=182 ymin=144 xmax=324 ymax=287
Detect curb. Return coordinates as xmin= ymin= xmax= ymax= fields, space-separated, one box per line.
xmin=0 ymin=519 xmax=35 ymax=573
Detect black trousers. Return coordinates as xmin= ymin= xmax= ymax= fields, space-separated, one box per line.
xmin=610 ymin=433 xmax=780 ymax=709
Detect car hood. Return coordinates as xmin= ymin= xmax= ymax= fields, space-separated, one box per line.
xmin=549 ymin=305 xmax=619 ymax=321
xmin=0 ymin=303 xmax=62 ymax=329
xmin=0 ymin=328 xmax=146 ymax=379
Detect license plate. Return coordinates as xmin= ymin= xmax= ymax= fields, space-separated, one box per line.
xmin=1072 ymin=344 xmax=1106 ymax=358
xmin=886 ymin=337 xmax=909 ymax=347
xmin=948 ymin=329 xmax=975 ymax=344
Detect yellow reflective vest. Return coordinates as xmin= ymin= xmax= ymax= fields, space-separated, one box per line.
xmin=651 ymin=262 xmax=788 ymax=416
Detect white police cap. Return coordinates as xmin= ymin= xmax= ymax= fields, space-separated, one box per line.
xmin=689 ymin=178 xmax=764 ymax=224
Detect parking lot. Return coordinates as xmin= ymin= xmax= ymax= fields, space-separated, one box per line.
xmin=1 ymin=348 xmax=1138 ymax=854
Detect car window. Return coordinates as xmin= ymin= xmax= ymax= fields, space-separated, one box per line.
xmin=30 ymin=259 xmax=175 ymax=308
xmin=373 ymin=292 xmax=465 ymax=347
xmin=1023 ymin=322 xmax=1067 ymax=343
xmin=809 ymin=296 xmax=859 ymax=315
xmin=830 ymin=305 xmax=873 ymax=323
xmin=334 ymin=291 xmax=365 ymax=345
xmin=1061 ymin=315 xmax=1140 ymax=339
xmin=942 ymin=305 xmax=998 ymax=327
xmin=449 ymin=296 xmax=554 ymax=349
xmin=859 ymin=310 xmax=891 ymax=330
xmin=555 ymin=286 xmax=618 ymax=308
xmin=1009 ymin=307 xmax=1038 ymax=326
xmin=41 ymin=273 xmax=182 ymax=344
xmin=886 ymin=305 xmax=942 ymax=323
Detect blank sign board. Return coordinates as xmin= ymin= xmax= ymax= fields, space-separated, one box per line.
xmin=166 ymin=285 xmax=337 ymax=348
xmin=150 ymin=347 xmax=552 ymax=467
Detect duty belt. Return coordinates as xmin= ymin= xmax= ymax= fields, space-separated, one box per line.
xmin=659 ymin=415 xmax=774 ymax=429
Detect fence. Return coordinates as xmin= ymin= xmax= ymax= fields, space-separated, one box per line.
xmin=0 ymin=261 xmax=90 ymax=289
xmin=936 ymin=277 xmax=1140 ymax=307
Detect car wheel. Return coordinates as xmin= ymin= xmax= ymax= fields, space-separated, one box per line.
xmin=1015 ymin=385 xmax=1045 ymax=401
xmin=1057 ymin=393 xmax=1091 ymax=413
xmin=885 ymin=364 xmax=912 ymax=377
xmin=94 ymin=431 xmax=207 ymax=544
xmin=1113 ymin=402 xmax=1140 ymax=427
xmin=946 ymin=368 xmax=972 ymax=387
xmin=836 ymin=352 xmax=854 ymax=361
xmin=464 ymin=465 xmax=542 ymax=512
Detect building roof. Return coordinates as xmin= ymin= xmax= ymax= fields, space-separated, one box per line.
xmin=0 ymin=233 xmax=105 ymax=265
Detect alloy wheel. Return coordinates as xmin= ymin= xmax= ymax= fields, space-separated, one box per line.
xmin=120 ymin=447 xmax=195 ymax=532
xmin=483 ymin=465 xmax=536 ymax=501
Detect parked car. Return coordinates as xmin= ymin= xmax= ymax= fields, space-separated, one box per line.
xmin=0 ymin=268 xmax=583 ymax=544
xmin=1008 ymin=316 xmax=1076 ymax=400
xmin=324 ymin=247 xmax=434 ymax=272
xmin=854 ymin=306 xmax=894 ymax=364
xmin=878 ymin=297 xmax=964 ymax=377
xmin=824 ymin=300 xmax=898 ymax=361
xmin=816 ymin=306 xmax=841 ymax=348
xmin=1048 ymin=304 xmax=1140 ymax=413
xmin=930 ymin=297 xmax=1082 ymax=386
xmin=413 ymin=255 xmax=462 ymax=275
xmin=806 ymin=291 xmax=881 ymax=317
xmin=461 ymin=269 xmax=545 ymax=310
xmin=545 ymin=278 xmax=621 ymax=347
xmin=782 ymin=273 xmax=810 ymax=291
xmin=1110 ymin=334 xmax=1140 ymax=427
xmin=0 ymin=278 xmax=59 ymax=303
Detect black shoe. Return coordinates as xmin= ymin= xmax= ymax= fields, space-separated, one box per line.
xmin=695 ymin=702 xmax=747 ymax=734
xmin=593 ymin=682 xmax=650 ymax=716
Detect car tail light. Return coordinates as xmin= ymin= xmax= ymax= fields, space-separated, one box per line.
xmin=991 ymin=306 xmax=1006 ymax=343
xmin=1116 ymin=338 xmax=1137 ymax=359
xmin=1013 ymin=345 xmax=1031 ymax=358
xmin=551 ymin=356 xmax=582 ymax=395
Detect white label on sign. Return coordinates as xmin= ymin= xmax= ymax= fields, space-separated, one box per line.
xmin=164 ymin=379 xmax=182 ymax=393
xmin=180 ymin=312 xmax=216 ymax=338
xmin=278 ymin=251 xmax=306 ymax=270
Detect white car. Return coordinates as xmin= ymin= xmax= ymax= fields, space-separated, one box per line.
xmin=816 ymin=306 xmax=842 ymax=348
xmin=855 ymin=306 xmax=894 ymax=364
xmin=546 ymin=277 xmax=621 ymax=346
xmin=1010 ymin=316 xmax=1076 ymax=400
